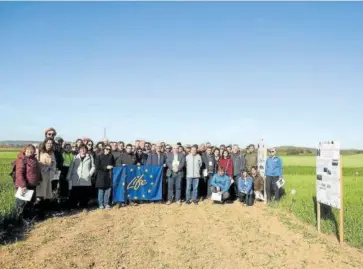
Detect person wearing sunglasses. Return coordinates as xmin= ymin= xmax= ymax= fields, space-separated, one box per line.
xmin=85 ymin=140 xmax=95 ymax=158
xmin=95 ymin=142 xmax=105 ymax=156
xmin=95 ymin=146 xmax=115 ymax=209
xmin=165 ymin=145 xmax=172 ymax=153
xmin=265 ymin=148 xmax=283 ymax=203
xmin=135 ymin=148 xmax=148 ymax=165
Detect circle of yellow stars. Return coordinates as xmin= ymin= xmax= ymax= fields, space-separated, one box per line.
xmin=125 ymin=166 xmax=155 ymax=200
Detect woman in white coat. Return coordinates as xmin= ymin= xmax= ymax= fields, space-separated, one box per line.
xmin=67 ymin=145 xmax=95 ymax=209
xmin=37 ymin=137 xmax=57 ymax=200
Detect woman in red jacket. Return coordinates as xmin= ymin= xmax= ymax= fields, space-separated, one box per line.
xmin=15 ymin=144 xmax=40 ymax=223
xmin=218 ymin=150 xmax=233 ymax=178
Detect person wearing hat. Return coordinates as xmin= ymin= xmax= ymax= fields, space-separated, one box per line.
xmin=265 ymin=148 xmax=283 ymax=202
xmin=55 ymin=137 xmax=64 ymax=148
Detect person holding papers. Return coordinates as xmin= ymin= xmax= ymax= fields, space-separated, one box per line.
xmin=185 ymin=146 xmax=203 ymax=205
xmin=15 ymin=144 xmax=40 ymax=223
xmin=251 ymin=166 xmax=265 ymax=201
xmin=165 ymin=144 xmax=185 ymax=205
xmin=238 ymin=169 xmax=254 ymax=206
xmin=265 ymin=148 xmax=283 ymax=202
xmin=210 ymin=167 xmax=231 ymax=203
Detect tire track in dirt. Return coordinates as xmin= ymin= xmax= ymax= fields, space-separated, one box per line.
xmin=1 ymin=202 xmax=363 ymax=269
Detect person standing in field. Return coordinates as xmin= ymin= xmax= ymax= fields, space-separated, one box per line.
xmin=86 ymin=139 xmax=96 ymax=159
xmin=135 ymin=148 xmax=148 ymax=165
xmin=15 ymin=144 xmax=41 ymax=224
xmin=219 ymin=145 xmax=226 ymax=155
xmin=67 ymin=145 xmax=96 ymax=209
xmin=245 ymin=144 xmax=258 ymax=173
xmin=265 ymin=148 xmax=283 ymax=202
xmin=119 ymin=144 xmax=136 ymax=165
xmin=226 ymin=145 xmax=232 ymax=155
xmin=71 ymin=142 xmax=77 ymax=155
xmin=251 ymin=166 xmax=264 ymax=201
xmin=59 ymin=143 xmax=74 ymax=201
xmin=75 ymin=139 xmax=83 ymax=152
xmin=219 ymin=150 xmax=233 ymax=178
xmin=95 ymin=145 xmax=115 ymax=209
xmin=117 ymin=141 xmax=125 ymax=153
xmin=231 ymin=144 xmax=246 ymax=201
xmin=146 ymin=143 xmax=166 ymax=166
xmin=213 ymin=148 xmax=221 ymax=172
xmin=185 ymin=146 xmax=202 ymax=205
xmin=111 ymin=141 xmax=122 ymax=166
xmin=37 ymin=137 xmax=57 ymax=201
xmin=166 ymin=144 xmax=185 ymax=205
xmin=210 ymin=167 xmax=231 ymax=204
xmin=201 ymin=146 xmax=216 ymax=200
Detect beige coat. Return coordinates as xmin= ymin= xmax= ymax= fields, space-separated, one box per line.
xmin=36 ymin=151 xmax=56 ymax=199
xmin=67 ymin=153 xmax=95 ymax=187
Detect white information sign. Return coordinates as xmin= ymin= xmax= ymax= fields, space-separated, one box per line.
xmin=257 ymin=139 xmax=267 ymax=177
xmin=316 ymin=141 xmax=341 ymax=209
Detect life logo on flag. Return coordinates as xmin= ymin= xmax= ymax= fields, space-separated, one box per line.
xmin=113 ymin=165 xmax=163 ymax=202
xmin=127 ymin=174 xmax=147 ymax=190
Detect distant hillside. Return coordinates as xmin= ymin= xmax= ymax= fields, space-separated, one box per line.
xmin=275 ymin=145 xmax=363 ymax=156
xmin=0 ymin=140 xmax=41 ymax=147
xmin=0 ymin=141 xmax=362 ymax=155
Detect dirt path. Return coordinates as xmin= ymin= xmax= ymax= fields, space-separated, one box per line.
xmin=1 ymin=201 xmax=363 ymax=269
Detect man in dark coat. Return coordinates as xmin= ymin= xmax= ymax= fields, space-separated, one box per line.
xmin=95 ymin=145 xmax=115 ymax=209
xmin=146 ymin=143 xmax=166 ymax=166
xmin=119 ymin=144 xmax=136 ymax=165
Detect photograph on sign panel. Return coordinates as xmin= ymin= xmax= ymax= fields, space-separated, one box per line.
xmin=332 ymin=159 xmax=339 ymax=166
xmin=317 ymin=174 xmax=322 ymax=181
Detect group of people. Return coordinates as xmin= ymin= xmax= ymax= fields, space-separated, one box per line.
xmin=13 ymin=127 xmax=284 ymax=223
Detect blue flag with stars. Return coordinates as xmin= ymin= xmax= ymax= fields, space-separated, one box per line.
xmin=112 ymin=166 xmax=127 ymax=203
xmin=112 ymin=165 xmax=163 ymax=202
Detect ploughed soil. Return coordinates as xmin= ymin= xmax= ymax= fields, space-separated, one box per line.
xmin=1 ymin=201 xmax=363 ymax=269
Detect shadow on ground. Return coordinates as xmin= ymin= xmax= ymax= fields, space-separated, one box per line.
xmin=312 ymin=196 xmax=339 ymax=240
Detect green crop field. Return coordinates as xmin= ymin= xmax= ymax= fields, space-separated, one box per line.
xmin=281 ymin=154 xmax=363 ymax=167
xmin=0 ymin=149 xmax=18 ymax=219
xmin=0 ymin=149 xmax=362 ymax=248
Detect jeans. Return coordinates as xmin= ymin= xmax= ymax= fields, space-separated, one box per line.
xmin=167 ymin=173 xmax=182 ymax=202
xmin=98 ymin=188 xmax=111 ymax=207
xmin=186 ymin=177 xmax=199 ymax=201
xmin=206 ymin=174 xmax=213 ymax=198
xmin=229 ymin=176 xmax=239 ymax=200
xmin=238 ymin=192 xmax=254 ymax=206
xmin=266 ymin=176 xmax=280 ymax=201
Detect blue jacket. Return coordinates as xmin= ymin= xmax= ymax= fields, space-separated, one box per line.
xmin=265 ymin=156 xmax=283 ymax=177
xmin=210 ymin=174 xmax=231 ymax=193
xmin=238 ymin=176 xmax=253 ymax=195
